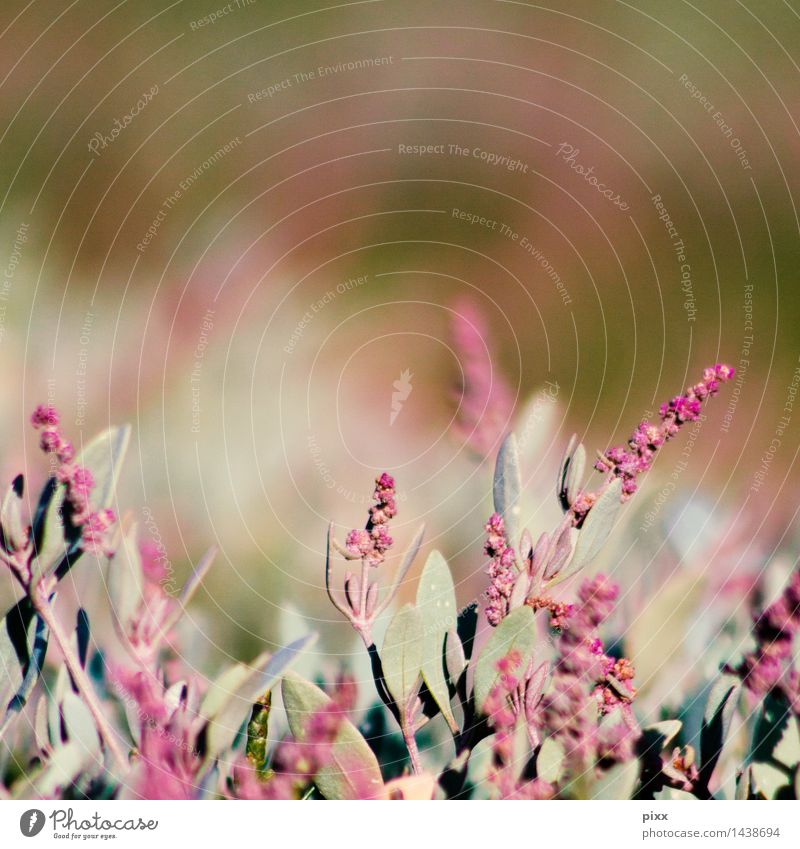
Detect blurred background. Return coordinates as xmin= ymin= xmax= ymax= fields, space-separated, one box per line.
xmin=1 ymin=0 xmax=798 ymax=715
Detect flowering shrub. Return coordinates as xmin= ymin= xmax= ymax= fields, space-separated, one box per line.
xmin=3 ymin=365 xmax=799 ymax=800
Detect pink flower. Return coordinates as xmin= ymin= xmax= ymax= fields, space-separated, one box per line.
xmin=595 ymin=364 xmax=735 ymax=501
xmin=535 ymin=575 xmax=639 ymax=768
xmin=345 ymin=473 xmax=397 ymax=567
xmin=345 ymin=528 xmax=373 ymax=558
xmin=732 ymin=569 xmax=800 ymax=704
xmin=483 ymin=513 xmax=517 ymax=626
xmin=30 ymin=405 xmax=119 ymax=556
xmin=31 ymin=404 xmax=60 ymax=428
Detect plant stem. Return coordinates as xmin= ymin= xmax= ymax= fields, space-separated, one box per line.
xmin=402 ymin=696 xmax=424 ymax=774
xmin=359 ymin=559 xmax=369 ymax=618
xmin=32 ymin=590 xmax=128 ymax=771
xmin=403 ymin=723 xmax=422 ymax=774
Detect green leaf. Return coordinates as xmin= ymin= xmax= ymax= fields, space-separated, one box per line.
xmin=557 ymin=434 xmax=577 ymax=510
xmin=592 ymin=759 xmax=639 ymax=799
xmin=0 ymin=598 xmax=49 ymax=739
xmin=736 ymin=764 xmax=758 ymax=800
xmin=473 ymin=606 xmax=536 ymax=714
xmin=444 ymin=629 xmax=466 ymax=687
xmin=1 ymin=475 xmax=27 ymax=551
xmin=457 ymin=602 xmax=479 ymax=661
xmin=553 ymin=478 xmax=622 ymax=583
xmin=61 ymin=690 xmax=101 ymax=758
xmin=161 ymin=547 xmax=217 ymax=632
xmin=375 ymin=523 xmax=425 ymax=617
xmin=493 ymin=433 xmax=522 ymax=553
xmin=281 ymin=672 xmax=384 ymax=799
xmin=75 ymin=609 xmax=90 ymax=669
xmin=30 ymin=741 xmax=89 ymax=798
xmin=772 ymin=714 xmax=800 ymax=769
xmin=750 ymin=762 xmax=789 ymax=800
xmin=564 ymin=443 xmax=586 ymax=504
xmin=107 ymin=522 xmax=144 ymax=634
xmin=751 ymin=690 xmax=792 ymax=765
xmin=643 ymin=719 xmax=682 ymax=750
xmin=638 ymin=720 xmax=683 ymax=772
xmin=381 ymin=604 xmax=423 ymax=721
xmin=653 ymin=787 xmax=697 ymax=801
xmin=627 ymin=571 xmax=706 ymax=693
xmin=415 ymin=551 xmax=458 ymax=732
xmin=699 ymin=674 xmax=740 ymax=790
xmin=33 ymin=696 xmax=50 ymax=754
xmin=200 ymin=633 xmax=316 ymax=764
xmin=464 ymin=735 xmax=494 ymax=799
xmin=537 ymin=737 xmax=565 ymax=783
xmin=30 ymin=484 xmax=68 ymax=582
xmin=77 ymin=425 xmax=131 ymax=512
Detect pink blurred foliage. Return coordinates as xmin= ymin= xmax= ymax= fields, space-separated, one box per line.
xmin=450 ymin=299 xmax=514 ymax=460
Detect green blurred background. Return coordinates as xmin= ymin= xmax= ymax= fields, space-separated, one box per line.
xmin=1 ymin=0 xmax=798 ymax=678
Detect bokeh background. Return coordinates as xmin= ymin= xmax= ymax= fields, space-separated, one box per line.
xmin=1 ymin=0 xmax=799 ymax=716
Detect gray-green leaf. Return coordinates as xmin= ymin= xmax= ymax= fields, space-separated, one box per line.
xmin=553 ymin=477 xmax=622 ymax=584
xmin=415 ymin=551 xmax=458 ymax=732
xmin=537 ymin=737 xmax=565 ymax=783
xmin=0 ymin=599 xmax=49 ymax=739
xmin=107 ymin=523 xmax=144 ymax=634
xmin=473 ymin=606 xmax=536 ymax=714
xmin=30 ymin=485 xmax=67 ymax=582
xmin=1 ymin=476 xmax=27 ymax=552
xmin=699 ymin=674 xmax=740 ymax=789
xmin=77 ymin=425 xmax=131 ymax=512
xmin=61 ymin=690 xmax=101 ymax=758
xmin=592 ymin=759 xmax=639 ymax=799
xmin=381 ymin=604 xmax=423 ymax=722
xmin=200 ymin=633 xmax=316 ymax=764
xmin=281 ymin=672 xmax=384 ymax=799
xmin=493 ymin=433 xmax=522 ymax=553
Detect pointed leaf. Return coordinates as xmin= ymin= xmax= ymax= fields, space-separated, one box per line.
xmin=34 ymin=696 xmax=51 ymax=754
xmin=107 ymin=523 xmax=144 ymax=633
xmin=162 ymin=547 xmax=216 ymax=632
xmin=473 ymin=606 xmax=536 ymax=714
xmin=0 ymin=598 xmax=49 ymax=738
xmin=493 ymin=433 xmax=522 ymax=553
xmin=699 ymin=674 xmax=740 ymax=789
xmin=415 ymin=550 xmax=458 ymax=731
xmin=554 ymin=478 xmax=622 ymax=583
xmin=75 ymin=609 xmax=90 ymax=669
xmin=640 ymin=719 xmax=683 ymax=757
xmin=381 ymin=604 xmax=423 ymax=719
xmin=557 ymin=434 xmax=577 ymax=510
xmin=751 ymin=690 xmax=792 ymax=765
xmin=201 ymin=633 xmax=317 ymax=763
xmin=444 ymin=629 xmax=466 ymax=687
xmin=30 ymin=483 xmax=68 ymax=582
xmin=456 ymin=602 xmax=479 ymax=661
xmin=564 ymin=443 xmax=586 ymax=505
xmin=77 ymin=425 xmax=131 ymax=511
xmin=1 ymin=475 xmax=27 ymax=552
xmin=376 ymin=523 xmax=425 ymax=615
